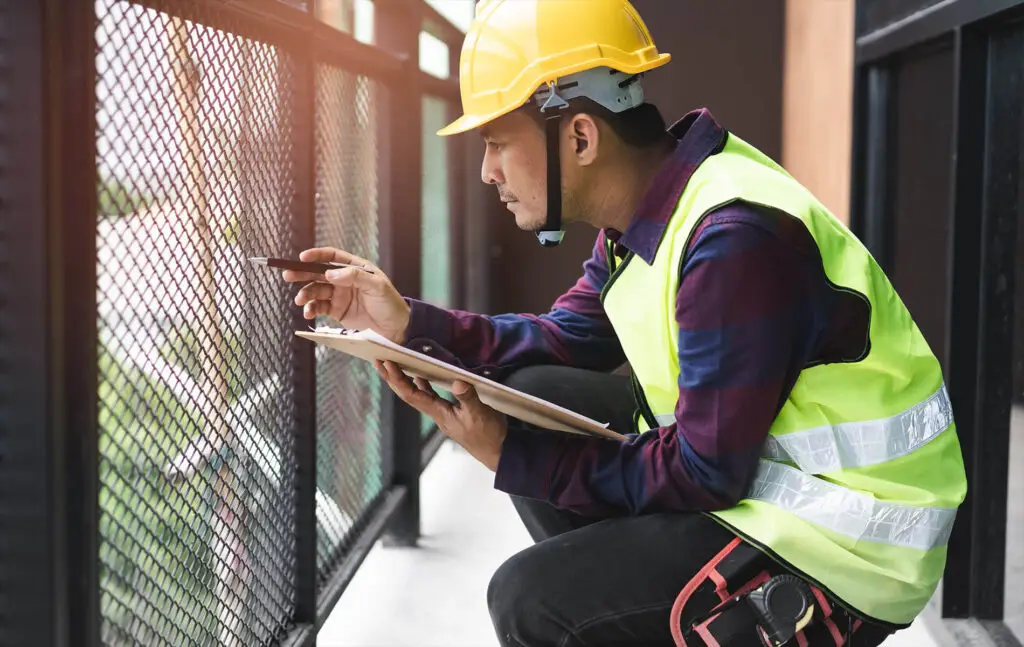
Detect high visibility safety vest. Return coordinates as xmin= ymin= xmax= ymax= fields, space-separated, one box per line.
xmin=601 ymin=132 xmax=968 ymax=626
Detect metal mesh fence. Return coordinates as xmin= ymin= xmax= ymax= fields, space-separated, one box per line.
xmin=1 ymin=0 xmax=470 ymax=642
xmin=94 ymin=2 xmax=300 ymax=644
xmin=312 ymin=63 xmax=388 ymax=582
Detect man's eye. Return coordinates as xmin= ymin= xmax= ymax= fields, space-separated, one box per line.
xmin=487 ymin=141 xmax=503 ymax=151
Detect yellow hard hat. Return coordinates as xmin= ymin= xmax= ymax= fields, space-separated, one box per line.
xmin=438 ymin=0 xmax=671 ymax=137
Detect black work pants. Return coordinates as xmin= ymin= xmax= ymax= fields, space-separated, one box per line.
xmin=487 ymin=366 xmax=898 ymax=647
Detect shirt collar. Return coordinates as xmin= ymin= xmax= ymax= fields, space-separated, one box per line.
xmin=605 ymin=108 xmax=727 ymax=265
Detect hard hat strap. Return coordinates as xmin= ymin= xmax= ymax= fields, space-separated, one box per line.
xmin=538 ymin=110 xmax=566 ymax=247
xmin=538 ymin=81 xmax=568 ymax=247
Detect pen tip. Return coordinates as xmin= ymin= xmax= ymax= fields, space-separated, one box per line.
xmin=249 ymin=257 xmax=267 ymax=264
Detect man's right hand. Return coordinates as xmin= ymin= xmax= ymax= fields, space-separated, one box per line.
xmin=283 ymin=247 xmax=411 ymax=345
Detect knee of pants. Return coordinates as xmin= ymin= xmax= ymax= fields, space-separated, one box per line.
xmin=501 ymin=366 xmax=558 ymax=398
xmin=502 ymin=366 xmax=593 ymax=414
xmin=487 ymin=548 xmax=551 ymax=640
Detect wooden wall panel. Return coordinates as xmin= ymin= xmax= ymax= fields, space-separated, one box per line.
xmin=782 ymin=0 xmax=856 ymax=224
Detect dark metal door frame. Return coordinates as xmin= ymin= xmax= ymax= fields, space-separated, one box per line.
xmin=851 ymin=1 xmax=1024 ymax=644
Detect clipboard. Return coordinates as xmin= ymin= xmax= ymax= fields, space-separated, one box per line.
xmin=295 ymin=327 xmax=627 ymax=441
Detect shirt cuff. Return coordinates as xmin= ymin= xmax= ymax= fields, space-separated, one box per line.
xmin=402 ymin=298 xmax=452 ymax=349
xmin=493 ymin=425 xmax=561 ymax=502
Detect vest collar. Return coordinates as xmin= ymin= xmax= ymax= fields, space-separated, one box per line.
xmin=604 ymin=108 xmax=727 ymax=265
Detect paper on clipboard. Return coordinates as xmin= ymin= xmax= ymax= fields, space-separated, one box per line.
xmin=295 ymin=326 xmax=626 ymax=441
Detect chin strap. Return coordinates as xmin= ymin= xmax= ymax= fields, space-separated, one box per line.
xmin=537 ymin=82 xmax=568 ymax=247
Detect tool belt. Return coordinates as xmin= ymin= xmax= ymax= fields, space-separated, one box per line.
xmin=670 ymin=538 xmax=864 ymax=647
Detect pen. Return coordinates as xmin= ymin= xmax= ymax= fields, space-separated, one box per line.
xmin=249 ymin=257 xmax=376 ymax=275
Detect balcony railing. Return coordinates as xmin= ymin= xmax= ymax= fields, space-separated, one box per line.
xmin=2 ymin=1 xmax=472 ymax=645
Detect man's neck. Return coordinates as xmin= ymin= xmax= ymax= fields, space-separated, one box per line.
xmin=582 ymin=139 xmax=676 ymax=233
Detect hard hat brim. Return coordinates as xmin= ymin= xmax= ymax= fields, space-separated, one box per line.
xmin=437 ymin=52 xmax=672 ymax=137
xmin=436 ymin=112 xmax=493 ymax=137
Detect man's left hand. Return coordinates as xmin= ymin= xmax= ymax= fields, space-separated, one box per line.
xmin=374 ymin=360 xmax=507 ymax=471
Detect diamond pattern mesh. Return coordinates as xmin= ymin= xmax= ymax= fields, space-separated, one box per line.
xmin=95 ymin=2 xmax=300 ymax=644
xmin=312 ymin=64 xmax=388 ymax=583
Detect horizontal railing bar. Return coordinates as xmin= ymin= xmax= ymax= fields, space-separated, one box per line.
xmin=314 ymin=485 xmax=409 ymax=630
xmin=313 ymin=21 xmax=406 ymax=81
xmin=129 ymin=0 xmax=409 ymax=83
xmin=280 ymin=623 xmax=316 ymax=647
xmin=128 ymin=0 xmax=310 ymax=48
xmin=418 ymin=71 xmax=461 ymax=103
xmin=856 ymin=0 xmax=1024 ymax=63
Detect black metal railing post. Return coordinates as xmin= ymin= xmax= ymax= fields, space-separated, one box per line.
xmin=940 ymin=24 xmax=988 ymax=620
xmin=4 ymin=0 xmax=103 ymax=644
xmin=859 ymin=64 xmax=895 ymax=272
xmin=288 ymin=15 xmax=320 ymax=646
xmin=447 ymin=41 xmax=467 ymax=311
xmin=3 ymin=0 xmax=54 ymax=643
xmin=375 ymin=0 xmax=424 ymax=547
xmin=54 ymin=0 xmax=102 ymax=640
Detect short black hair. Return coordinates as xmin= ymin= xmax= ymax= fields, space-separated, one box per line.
xmin=522 ymin=96 xmax=670 ymax=151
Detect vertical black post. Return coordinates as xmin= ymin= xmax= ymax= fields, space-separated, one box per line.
xmin=849 ymin=62 xmax=868 ymax=240
xmin=861 ymin=64 xmax=895 ymax=272
xmin=289 ymin=25 xmax=319 ymax=639
xmin=54 ymin=0 xmax=101 ymax=643
xmin=3 ymin=1 xmax=54 ymax=644
xmin=447 ymin=44 xmax=467 ymax=310
xmin=375 ymin=0 xmax=423 ymax=546
xmin=8 ymin=0 xmax=105 ymax=645
xmin=967 ymin=21 xmax=1022 ymax=621
xmin=941 ymin=25 xmax=989 ymax=620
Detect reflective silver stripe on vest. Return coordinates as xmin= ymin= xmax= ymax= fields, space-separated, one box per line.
xmin=761 ymin=384 xmax=953 ymax=474
xmin=746 ymin=460 xmax=957 ymax=551
xmin=654 ymin=413 xmax=675 ymax=426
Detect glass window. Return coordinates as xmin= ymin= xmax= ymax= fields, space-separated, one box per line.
xmin=424 ymin=0 xmax=476 ymax=32
xmin=420 ymin=94 xmax=454 ymax=433
xmin=420 ymin=94 xmax=452 ymax=309
xmin=316 ymin=0 xmax=375 ymax=45
xmin=419 ymin=31 xmax=450 ymax=79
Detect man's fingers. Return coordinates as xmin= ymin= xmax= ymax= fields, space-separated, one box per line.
xmin=324 ymin=266 xmax=388 ymax=295
xmin=451 ymin=380 xmax=482 ymax=408
xmin=379 ymin=361 xmax=451 ymax=418
xmin=303 ymin=300 xmax=330 ymax=320
xmin=282 ymin=269 xmax=327 ymax=284
xmin=300 ymin=247 xmax=376 ymax=270
xmin=413 ymin=377 xmax=437 ymax=395
xmin=294 ymin=282 xmax=334 ymax=306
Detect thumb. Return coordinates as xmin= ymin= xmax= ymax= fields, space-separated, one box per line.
xmin=451 ymin=381 xmax=482 ymax=408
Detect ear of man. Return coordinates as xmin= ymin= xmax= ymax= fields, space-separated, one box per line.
xmin=568 ymin=113 xmax=601 ymax=164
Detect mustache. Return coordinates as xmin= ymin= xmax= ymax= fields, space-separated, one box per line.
xmin=497 ymin=188 xmax=517 ymax=202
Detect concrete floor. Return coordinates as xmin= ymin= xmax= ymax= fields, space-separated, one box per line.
xmin=319 ymin=441 xmax=939 ymax=647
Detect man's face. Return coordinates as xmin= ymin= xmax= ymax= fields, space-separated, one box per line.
xmin=479 ymin=111 xmax=584 ymax=232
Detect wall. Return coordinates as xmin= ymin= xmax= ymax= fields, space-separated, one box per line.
xmin=782 ymin=0 xmax=855 ymax=224
xmin=486 ymin=0 xmax=786 ymax=316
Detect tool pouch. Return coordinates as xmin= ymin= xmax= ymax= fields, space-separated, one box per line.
xmin=669 ymin=538 xmax=864 ymax=647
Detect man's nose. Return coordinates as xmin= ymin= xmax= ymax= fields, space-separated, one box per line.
xmin=481 ymin=149 xmax=503 ymax=185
